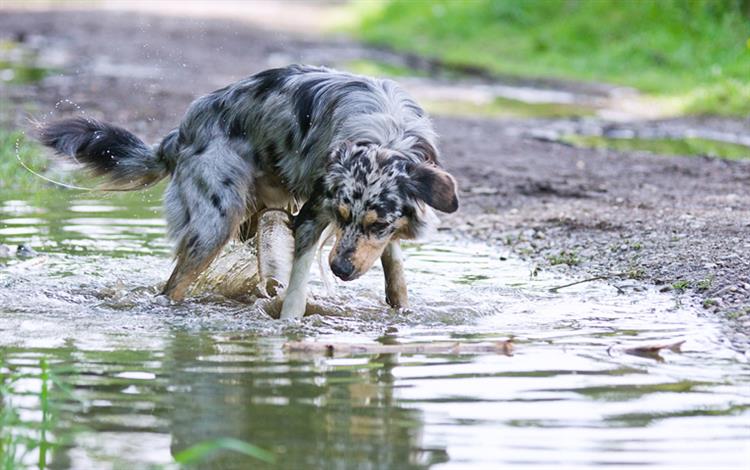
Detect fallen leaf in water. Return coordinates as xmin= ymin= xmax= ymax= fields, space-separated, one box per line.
xmin=623 ymin=340 xmax=685 ymax=355
xmin=608 ymin=340 xmax=686 ymax=362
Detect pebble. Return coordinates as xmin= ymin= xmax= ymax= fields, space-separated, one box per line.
xmin=16 ymin=244 xmax=37 ymax=258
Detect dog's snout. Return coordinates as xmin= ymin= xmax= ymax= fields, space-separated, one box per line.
xmin=331 ymin=257 xmax=355 ymax=281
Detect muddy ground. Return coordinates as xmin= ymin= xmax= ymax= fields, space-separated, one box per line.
xmin=1 ymin=10 xmax=748 ymax=343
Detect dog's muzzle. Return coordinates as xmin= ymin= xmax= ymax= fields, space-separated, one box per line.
xmin=331 ymin=257 xmax=356 ymax=281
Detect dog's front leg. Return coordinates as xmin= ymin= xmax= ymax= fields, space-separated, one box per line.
xmin=279 ymin=247 xmax=317 ymax=319
xmin=381 ymin=240 xmax=408 ymax=309
xmin=279 ymin=197 xmax=326 ymax=320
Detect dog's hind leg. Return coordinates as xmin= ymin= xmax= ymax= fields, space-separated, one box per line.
xmin=161 ymin=140 xmax=251 ymax=301
xmin=381 ymin=240 xmax=408 ymax=309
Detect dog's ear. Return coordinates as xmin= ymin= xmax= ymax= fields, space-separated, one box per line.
xmin=407 ymin=163 xmax=459 ymax=213
xmin=413 ymin=137 xmax=439 ymax=164
xmin=328 ymin=141 xmax=349 ymax=166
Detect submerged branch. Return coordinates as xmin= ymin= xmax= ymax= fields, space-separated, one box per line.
xmin=284 ymin=340 xmax=514 ymax=356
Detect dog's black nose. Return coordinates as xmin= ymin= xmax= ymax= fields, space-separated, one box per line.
xmin=331 ymin=258 xmax=355 ymax=281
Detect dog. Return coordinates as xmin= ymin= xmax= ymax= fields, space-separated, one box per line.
xmin=39 ymin=64 xmax=459 ymax=319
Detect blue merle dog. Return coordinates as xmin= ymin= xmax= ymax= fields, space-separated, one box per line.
xmin=39 ymin=65 xmax=459 ymax=319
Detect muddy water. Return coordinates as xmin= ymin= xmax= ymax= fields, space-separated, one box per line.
xmin=1 ymin=189 xmax=749 ymax=469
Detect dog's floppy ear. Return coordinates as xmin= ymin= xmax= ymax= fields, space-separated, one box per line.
xmin=407 ymin=163 xmax=459 ymax=213
xmin=328 ymin=140 xmax=352 ymax=168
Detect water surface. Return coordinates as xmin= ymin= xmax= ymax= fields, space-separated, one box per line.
xmin=1 ymin=190 xmax=748 ymax=469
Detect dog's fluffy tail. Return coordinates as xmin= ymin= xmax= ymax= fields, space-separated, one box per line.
xmin=39 ymin=117 xmax=177 ymax=190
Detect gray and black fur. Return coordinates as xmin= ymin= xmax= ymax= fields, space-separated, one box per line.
xmin=39 ymin=65 xmax=459 ymax=318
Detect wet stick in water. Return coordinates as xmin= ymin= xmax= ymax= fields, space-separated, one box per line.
xmin=255 ymin=208 xmax=294 ymax=297
xmin=188 ymin=209 xmax=294 ymax=301
xmin=284 ymin=340 xmax=514 ymax=356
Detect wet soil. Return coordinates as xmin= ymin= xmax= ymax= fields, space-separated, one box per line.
xmin=0 ymin=9 xmax=748 ymax=344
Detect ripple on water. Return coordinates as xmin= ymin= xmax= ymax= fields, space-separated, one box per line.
xmin=0 ymin=194 xmax=748 ymax=469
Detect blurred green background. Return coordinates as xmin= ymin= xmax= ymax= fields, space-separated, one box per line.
xmin=354 ymin=0 xmax=750 ymax=116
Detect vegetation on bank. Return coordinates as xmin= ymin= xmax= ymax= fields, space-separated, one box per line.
xmin=0 ymin=129 xmax=51 ymax=191
xmin=355 ymin=0 xmax=750 ymax=116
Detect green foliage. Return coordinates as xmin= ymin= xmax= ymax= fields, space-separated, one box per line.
xmin=0 ymin=40 xmax=54 ymax=84
xmin=547 ymin=250 xmax=580 ymax=266
xmin=702 ymin=298 xmax=718 ymax=308
xmin=423 ymin=96 xmax=595 ymax=118
xmin=684 ymin=79 xmax=750 ymax=116
xmin=697 ymin=276 xmax=714 ymax=291
xmin=173 ymin=437 xmax=276 ymax=465
xmin=345 ymin=59 xmax=426 ymax=78
xmin=0 ymin=129 xmax=52 ymax=191
xmin=1 ymin=358 xmax=61 ymax=470
xmin=356 ymin=0 xmax=750 ymax=116
xmin=672 ymin=280 xmax=690 ymax=291
xmin=564 ymin=135 xmax=750 ymax=160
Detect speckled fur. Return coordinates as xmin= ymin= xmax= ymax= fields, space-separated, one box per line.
xmin=39 ymin=65 xmax=459 ymax=315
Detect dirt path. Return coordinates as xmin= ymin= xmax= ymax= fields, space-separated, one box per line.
xmin=1 ymin=9 xmax=748 ymax=342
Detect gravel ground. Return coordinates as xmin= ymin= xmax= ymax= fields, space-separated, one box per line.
xmin=1 ymin=9 xmax=748 ymax=344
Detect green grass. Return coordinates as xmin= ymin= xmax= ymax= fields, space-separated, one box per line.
xmin=423 ymin=96 xmax=595 ymax=118
xmin=0 ymin=129 xmax=53 ymax=191
xmin=345 ymin=59 xmax=426 ymax=78
xmin=0 ymin=353 xmax=274 ymax=469
xmin=173 ymin=437 xmax=276 ymax=465
xmin=354 ymin=0 xmax=750 ymax=116
xmin=0 ymin=60 xmax=51 ymax=84
xmin=547 ymin=250 xmax=580 ymax=266
xmin=1 ymin=358 xmax=61 ymax=470
xmin=564 ymin=135 xmax=750 ymax=160
xmin=672 ymin=280 xmax=690 ymax=291
xmin=0 ymin=40 xmax=55 ymax=84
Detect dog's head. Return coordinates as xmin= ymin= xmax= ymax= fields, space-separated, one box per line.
xmin=323 ymin=141 xmax=458 ymax=281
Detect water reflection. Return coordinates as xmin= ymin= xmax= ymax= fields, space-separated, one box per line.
xmin=1 ymin=187 xmax=169 ymax=256
xmin=2 ymin=329 xmax=748 ymax=469
xmin=1 ymin=188 xmax=749 ymax=469
xmin=165 ymin=333 xmax=447 ymax=469
xmin=1 ymin=337 xmax=452 ymax=469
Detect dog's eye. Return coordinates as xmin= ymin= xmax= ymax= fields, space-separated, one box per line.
xmin=369 ymin=221 xmax=390 ymax=233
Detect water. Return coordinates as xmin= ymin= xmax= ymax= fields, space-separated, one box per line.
xmin=1 ymin=189 xmax=749 ymax=469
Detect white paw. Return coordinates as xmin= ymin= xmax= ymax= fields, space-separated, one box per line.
xmin=279 ymin=292 xmax=307 ymax=320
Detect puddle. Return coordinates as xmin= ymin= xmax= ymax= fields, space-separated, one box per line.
xmin=1 ymin=189 xmax=749 ymax=468
xmin=564 ymin=135 xmax=750 ymax=160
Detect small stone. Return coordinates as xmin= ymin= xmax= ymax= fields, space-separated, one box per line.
xmin=16 ymin=244 xmax=37 ymax=258
xmin=153 ymin=295 xmax=171 ymax=306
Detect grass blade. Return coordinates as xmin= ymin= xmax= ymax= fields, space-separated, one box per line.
xmin=173 ymin=437 xmax=275 ymax=465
